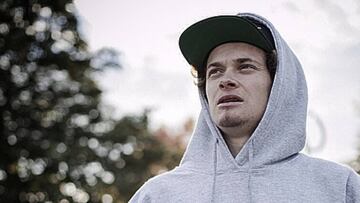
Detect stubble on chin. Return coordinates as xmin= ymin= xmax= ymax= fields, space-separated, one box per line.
xmin=218 ymin=114 xmax=247 ymax=128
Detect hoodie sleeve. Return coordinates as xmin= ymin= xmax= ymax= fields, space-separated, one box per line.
xmin=346 ymin=170 xmax=360 ymax=203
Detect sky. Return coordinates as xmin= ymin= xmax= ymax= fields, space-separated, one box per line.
xmin=74 ymin=0 xmax=360 ymax=163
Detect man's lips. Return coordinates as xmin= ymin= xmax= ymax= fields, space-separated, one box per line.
xmin=217 ymin=95 xmax=244 ymax=105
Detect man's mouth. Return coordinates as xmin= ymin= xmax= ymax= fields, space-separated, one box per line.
xmin=217 ymin=95 xmax=244 ymax=105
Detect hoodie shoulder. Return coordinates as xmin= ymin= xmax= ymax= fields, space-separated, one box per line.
xmin=346 ymin=169 xmax=360 ymax=203
xmin=129 ymin=166 xmax=214 ymax=203
xmin=129 ymin=170 xmax=177 ymax=203
xmin=297 ymin=154 xmax=360 ymax=189
xmin=298 ymin=153 xmax=355 ymax=174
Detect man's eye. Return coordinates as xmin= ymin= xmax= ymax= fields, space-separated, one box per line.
xmin=208 ymin=69 xmax=221 ymax=77
xmin=239 ymin=64 xmax=256 ymax=70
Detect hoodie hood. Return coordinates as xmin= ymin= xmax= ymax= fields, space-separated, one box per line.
xmin=179 ymin=13 xmax=307 ymax=171
xmin=130 ymin=13 xmax=360 ymax=203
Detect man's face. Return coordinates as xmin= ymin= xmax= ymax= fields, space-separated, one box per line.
xmin=205 ymin=42 xmax=272 ymax=134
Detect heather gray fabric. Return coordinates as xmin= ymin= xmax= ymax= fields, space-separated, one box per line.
xmin=129 ymin=13 xmax=360 ymax=203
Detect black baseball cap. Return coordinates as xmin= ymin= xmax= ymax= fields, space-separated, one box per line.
xmin=179 ymin=15 xmax=275 ymax=72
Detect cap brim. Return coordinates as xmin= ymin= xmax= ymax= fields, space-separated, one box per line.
xmin=179 ymin=15 xmax=273 ymax=72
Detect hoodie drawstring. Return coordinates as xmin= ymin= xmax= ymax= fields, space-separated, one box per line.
xmin=211 ymin=139 xmax=218 ymax=203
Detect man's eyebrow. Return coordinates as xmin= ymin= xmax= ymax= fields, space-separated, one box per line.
xmin=236 ymin=58 xmax=264 ymax=66
xmin=207 ymin=58 xmax=263 ymax=70
xmin=206 ymin=62 xmax=224 ymax=70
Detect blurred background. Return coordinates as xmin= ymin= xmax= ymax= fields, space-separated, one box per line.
xmin=0 ymin=0 xmax=359 ymax=202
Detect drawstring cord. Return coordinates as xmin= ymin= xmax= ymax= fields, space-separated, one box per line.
xmin=248 ymin=140 xmax=254 ymax=203
xmin=211 ymin=139 xmax=218 ymax=203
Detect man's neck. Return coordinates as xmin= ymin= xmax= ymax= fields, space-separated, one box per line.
xmin=220 ymin=127 xmax=252 ymax=157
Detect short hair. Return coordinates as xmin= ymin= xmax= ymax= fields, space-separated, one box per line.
xmin=191 ymin=49 xmax=277 ymax=90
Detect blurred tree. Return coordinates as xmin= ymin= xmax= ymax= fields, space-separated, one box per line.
xmin=90 ymin=48 xmax=121 ymax=70
xmin=102 ymin=114 xmax=189 ymax=201
xmin=0 ymin=0 xmax=186 ymax=202
xmin=117 ymin=114 xmax=194 ymax=200
xmin=0 ymin=0 xmax=105 ymax=201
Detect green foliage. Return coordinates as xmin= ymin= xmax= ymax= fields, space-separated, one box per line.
xmin=0 ymin=0 xmax=184 ymax=202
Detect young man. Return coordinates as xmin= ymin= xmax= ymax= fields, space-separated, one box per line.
xmin=130 ymin=13 xmax=360 ymax=202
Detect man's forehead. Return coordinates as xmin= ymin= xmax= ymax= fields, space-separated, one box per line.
xmin=206 ymin=42 xmax=267 ymax=68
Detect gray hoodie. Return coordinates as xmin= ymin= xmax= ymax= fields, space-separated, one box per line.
xmin=129 ymin=13 xmax=360 ymax=203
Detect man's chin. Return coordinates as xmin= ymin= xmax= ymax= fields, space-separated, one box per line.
xmin=217 ymin=115 xmax=246 ymax=128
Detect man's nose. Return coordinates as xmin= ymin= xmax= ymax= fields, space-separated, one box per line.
xmin=219 ymin=78 xmax=238 ymax=89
